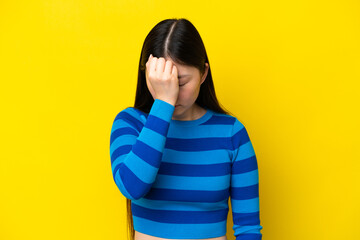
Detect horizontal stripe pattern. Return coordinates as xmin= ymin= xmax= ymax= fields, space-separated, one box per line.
xmin=152 ymin=174 xmax=230 ymax=191
xmin=133 ymin=216 xmax=227 ymax=239
xmin=132 ymin=198 xmax=229 ymax=211
xmin=132 ymin=202 xmax=229 ymax=223
xmin=143 ymin=188 xmax=230 ymax=202
xmin=109 ymin=100 xmax=262 ymax=239
xmin=158 ymin=162 xmax=231 ymax=176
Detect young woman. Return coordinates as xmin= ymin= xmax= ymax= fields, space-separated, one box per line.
xmin=110 ymin=18 xmax=263 ymax=240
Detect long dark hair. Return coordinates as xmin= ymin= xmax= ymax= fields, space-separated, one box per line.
xmin=127 ymin=17 xmax=233 ymax=240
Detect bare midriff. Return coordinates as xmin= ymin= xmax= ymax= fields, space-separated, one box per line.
xmin=134 ymin=230 xmax=227 ymax=240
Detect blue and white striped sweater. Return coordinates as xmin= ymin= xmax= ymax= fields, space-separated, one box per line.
xmin=110 ymin=99 xmax=263 ymax=239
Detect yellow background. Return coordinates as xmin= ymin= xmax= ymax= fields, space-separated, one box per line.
xmin=1 ymin=0 xmax=359 ymax=239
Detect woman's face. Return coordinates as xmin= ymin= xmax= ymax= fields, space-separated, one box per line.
xmin=165 ymin=57 xmax=209 ymax=120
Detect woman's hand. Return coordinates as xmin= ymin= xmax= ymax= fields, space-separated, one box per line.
xmin=145 ymin=54 xmax=179 ymax=106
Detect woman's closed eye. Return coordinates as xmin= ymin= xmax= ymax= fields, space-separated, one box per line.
xmin=179 ymin=83 xmax=186 ymax=87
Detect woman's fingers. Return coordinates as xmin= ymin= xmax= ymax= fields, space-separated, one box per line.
xmin=164 ymin=59 xmax=173 ymax=76
xmin=149 ymin=55 xmax=157 ymax=74
xmin=171 ymin=64 xmax=177 ymax=77
xmin=145 ymin=54 xmax=179 ymax=106
xmin=156 ymin=57 xmax=165 ymax=76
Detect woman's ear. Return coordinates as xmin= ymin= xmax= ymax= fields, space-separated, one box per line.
xmin=200 ymin=63 xmax=209 ymax=85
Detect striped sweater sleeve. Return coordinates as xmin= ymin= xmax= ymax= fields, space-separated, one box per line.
xmin=109 ymin=99 xmax=175 ymax=200
xmin=230 ymin=119 xmax=263 ymax=240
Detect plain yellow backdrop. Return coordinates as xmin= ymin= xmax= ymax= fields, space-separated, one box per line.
xmin=1 ymin=0 xmax=359 ymax=239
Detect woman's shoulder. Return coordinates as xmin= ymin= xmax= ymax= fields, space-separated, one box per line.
xmin=209 ymin=109 xmax=244 ymax=126
xmin=112 ymin=106 xmax=148 ymax=124
xmin=208 ymin=110 xmax=248 ymax=137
